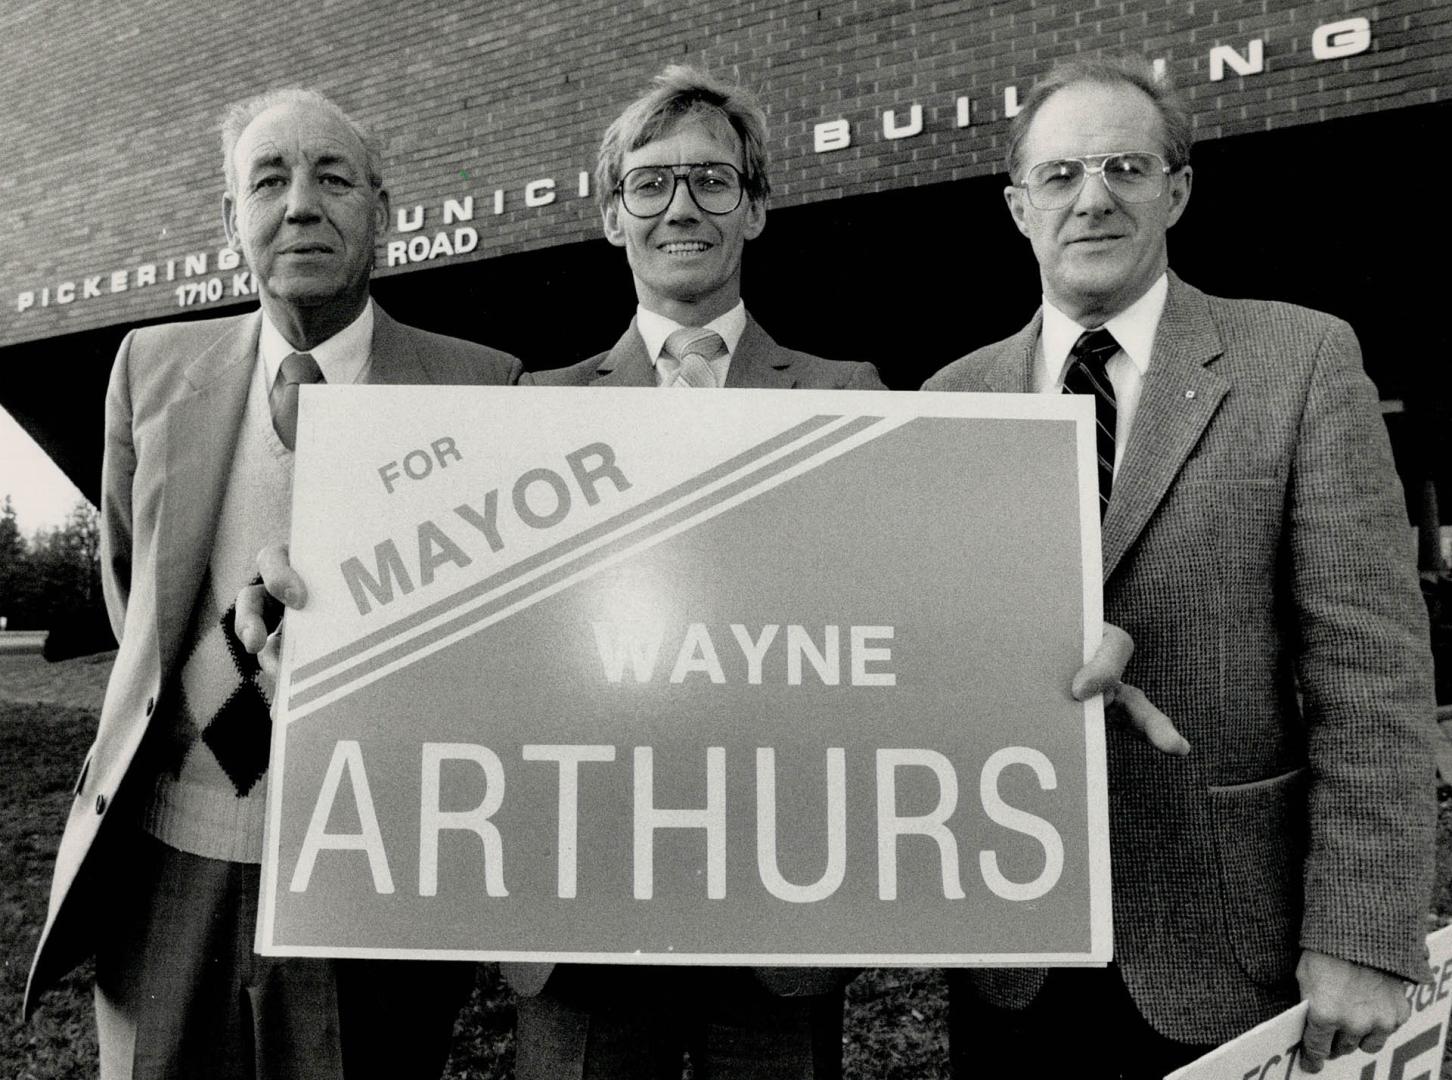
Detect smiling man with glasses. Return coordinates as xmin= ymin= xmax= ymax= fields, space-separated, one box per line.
xmin=520 ymin=64 xmax=884 ymax=396
xmin=511 ymin=63 xmax=883 ymax=1080
xmin=924 ymin=54 xmax=1435 ymax=1079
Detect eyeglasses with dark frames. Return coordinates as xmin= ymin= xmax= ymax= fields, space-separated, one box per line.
xmin=615 ymin=162 xmax=745 ymax=217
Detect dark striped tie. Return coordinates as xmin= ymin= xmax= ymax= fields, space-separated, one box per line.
xmin=1061 ymin=327 xmax=1119 ymax=518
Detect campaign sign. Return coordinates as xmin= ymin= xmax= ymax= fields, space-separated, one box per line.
xmin=1167 ymin=924 xmax=1452 ymax=1080
xmin=257 ymin=387 xmax=1109 ymax=966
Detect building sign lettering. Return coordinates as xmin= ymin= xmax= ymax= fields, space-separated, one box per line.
xmin=814 ymin=19 xmax=1372 ymax=153
xmin=9 ymin=16 xmax=1376 ymax=317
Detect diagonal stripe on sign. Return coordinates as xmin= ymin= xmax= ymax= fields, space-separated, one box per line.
xmin=288 ymin=414 xmax=886 ymax=712
xmin=292 ymin=413 xmax=842 ymax=685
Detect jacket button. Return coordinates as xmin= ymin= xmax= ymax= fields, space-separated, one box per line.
xmin=145 ymin=697 xmax=155 ymax=716
xmin=95 ymin=794 xmax=107 ymax=815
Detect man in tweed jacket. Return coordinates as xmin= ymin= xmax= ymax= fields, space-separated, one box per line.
xmin=922 ymin=57 xmax=1436 ymax=1078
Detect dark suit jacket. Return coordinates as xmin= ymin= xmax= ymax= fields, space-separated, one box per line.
xmin=521 ymin=313 xmax=884 ymax=390
xmin=25 ymin=304 xmax=521 ymax=1017
xmin=508 ymin=312 xmax=883 ymax=1000
xmin=922 ymin=273 xmax=1436 ymax=1043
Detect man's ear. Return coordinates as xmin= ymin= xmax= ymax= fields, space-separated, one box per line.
xmin=743 ymin=197 xmax=766 ymax=241
xmin=373 ymin=187 xmax=391 ymax=235
xmin=1004 ymin=185 xmax=1031 ymax=238
xmin=1165 ymin=166 xmax=1192 ymax=229
xmin=602 ymin=200 xmax=628 ymax=248
xmin=223 ymin=193 xmax=241 ymax=251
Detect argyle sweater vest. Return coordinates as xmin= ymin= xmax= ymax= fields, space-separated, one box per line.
xmin=140 ymin=365 xmax=292 ymax=863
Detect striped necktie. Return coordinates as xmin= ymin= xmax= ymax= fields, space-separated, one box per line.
xmin=269 ymin=352 xmax=325 ymax=451
xmin=660 ymin=327 xmax=727 ymax=388
xmin=1061 ymin=327 xmax=1119 ymax=518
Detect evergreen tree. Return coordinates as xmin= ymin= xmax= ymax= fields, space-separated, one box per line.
xmin=0 ymin=496 xmax=105 ymax=641
xmin=0 ymin=495 xmax=34 ymax=629
xmin=33 ymin=501 xmax=102 ymax=611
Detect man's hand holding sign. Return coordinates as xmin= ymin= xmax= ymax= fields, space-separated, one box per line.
xmin=1166 ymin=926 xmax=1449 ymax=1080
xmin=1294 ymin=950 xmax=1415 ymax=1073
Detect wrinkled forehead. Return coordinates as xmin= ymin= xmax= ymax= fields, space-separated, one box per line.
xmin=233 ymin=102 xmax=368 ymax=178
xmin=627 ymin=110 xmax=745 ymax=168
xmin=1022 ymin=81 xmax=1168 ymax=163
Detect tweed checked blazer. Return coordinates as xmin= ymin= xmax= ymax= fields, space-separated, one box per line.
xmin=508 ymin=312 xmax=883 ymax=1000
xmin=922 ymin=273 xmax=1437 ymax=1044
xmin=24 ymin=305 xmax=521 ymax=1018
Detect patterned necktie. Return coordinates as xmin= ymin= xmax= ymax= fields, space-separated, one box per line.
xmin=1061 ymin=327 xmax=1119 ymax=519
xmin=269 ymin=352 xmax=325 ymax=451
xmin=660 ymin=327 xmax=727 ymax=388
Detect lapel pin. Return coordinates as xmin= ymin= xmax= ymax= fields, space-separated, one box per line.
xmin=1185 ymin=390 xmax=1196 ymax=400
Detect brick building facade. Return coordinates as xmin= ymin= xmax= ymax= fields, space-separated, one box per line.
xmin=3 ymin=0 xmax=1449 ymax=498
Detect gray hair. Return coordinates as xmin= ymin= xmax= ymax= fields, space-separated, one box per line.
xmin=220 ymin=87 xmax=383 ymax=196
xmin=596 ymin=64 xmax=770 ymax=213
xmin=1006 ymin=56 xmax=1193 ymax=181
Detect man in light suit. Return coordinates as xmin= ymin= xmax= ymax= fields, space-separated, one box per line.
xmin=25 ymin=88 xmax=520 ymax=1079
xmin=923 ymin=56 xmax=1436 ymax=1078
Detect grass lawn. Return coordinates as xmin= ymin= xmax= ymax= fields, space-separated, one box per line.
xmin=1 ymin=703 xmax=101 ymax=1079
xmin=0 ymin=657 xmax=1445 ymax=1078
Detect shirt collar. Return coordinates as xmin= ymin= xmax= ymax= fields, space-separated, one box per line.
xmin=636 ymin=301 xmax=747 ymax=370
xmin=1040 ymin=273 xmax=1168 ymax=383
xmin=260 ymin=298 xmax=376 ymax=386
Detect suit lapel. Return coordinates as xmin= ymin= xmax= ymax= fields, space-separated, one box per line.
xmin=155 ymin=313 xmax=261 ymax=670
xmin=723 ymin=316 xmax=793 ymax=389
xmin=154 ymin=302 xmax=424 ymax=671
xmin=593 ymin=312 xmax=793 ymax=388
xmin=983 ymin=313 xmax=1042 ymax=394
xmin=592 ymin=320 xmax=659 ymax=386
xmin=363 ymin=304 xmax=430 ymax=385
xmin=1101 ymin=275 xmax=1228 ymax=580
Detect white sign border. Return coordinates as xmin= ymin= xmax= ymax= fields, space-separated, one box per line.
xmin=257 ymin=388 xmax=1110 ymax=966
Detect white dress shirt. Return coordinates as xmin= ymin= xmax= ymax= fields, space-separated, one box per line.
xmin=1034 ymin=274 xmax=1169 ymax=475
xmin=259 ymin=298 xmax=376 ymax=387
xmin=636 ymin=301 xmax=748 ymax=386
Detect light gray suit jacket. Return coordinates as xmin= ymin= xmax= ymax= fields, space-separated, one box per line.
xmin=922 ymin=273 xmax=1436 ymax=1042
xmin=509 ymin=313 xmax=883 ymax=999
xmin=25 ymin=304 xmax=521 ymax=1018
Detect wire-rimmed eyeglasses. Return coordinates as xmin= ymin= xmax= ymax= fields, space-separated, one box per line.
xmin=1018 ymin=151 xmax=1174 ymax=210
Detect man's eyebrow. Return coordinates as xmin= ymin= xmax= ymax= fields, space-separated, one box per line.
xmin=242 ymin=149 xmax=359 ymax=175
xmin=312 ymin=153 xmax=359 ymax=173
xmin=244 ymin=151 xmax=287 ymax=174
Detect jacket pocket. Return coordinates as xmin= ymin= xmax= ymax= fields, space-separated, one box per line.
xmin=1207 ymin=766 xmax=1309 ymax=985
